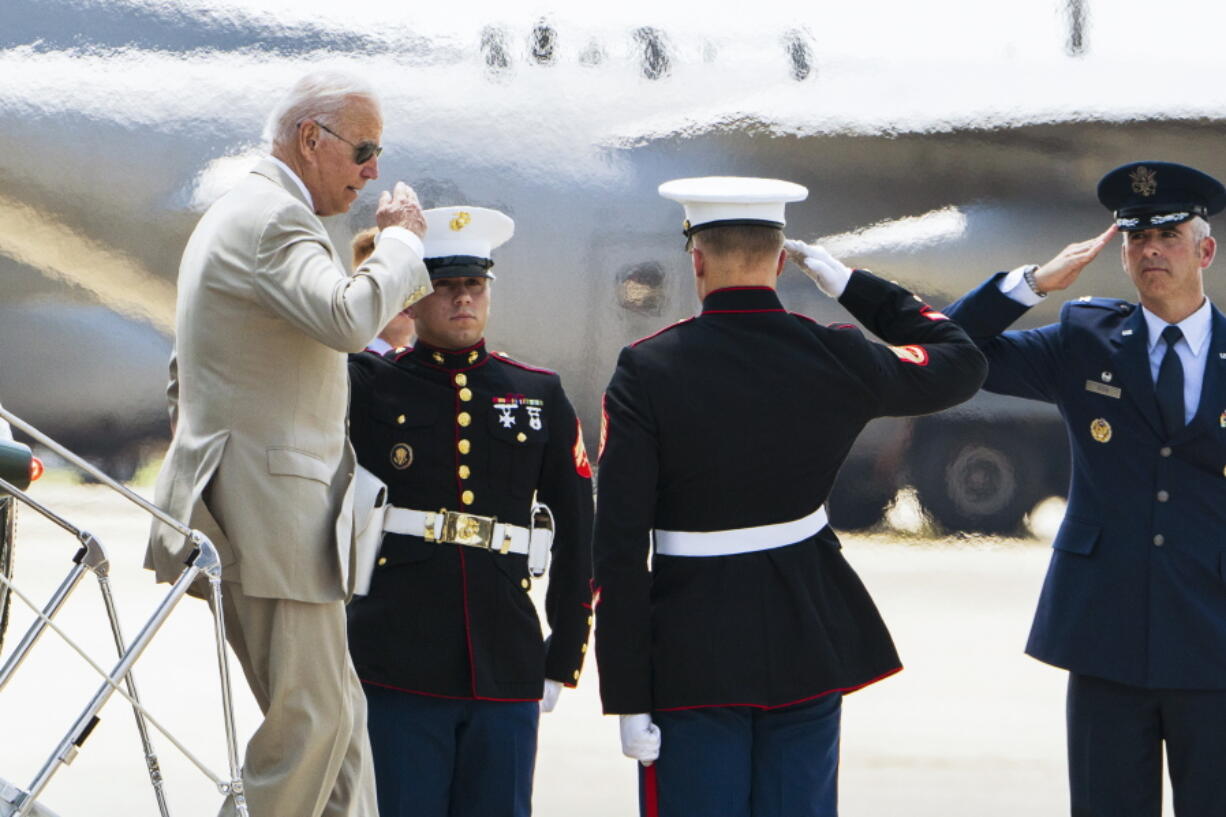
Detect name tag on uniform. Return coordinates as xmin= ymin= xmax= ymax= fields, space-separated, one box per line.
xmin=1085 ymin=380 xmax=1122 ymax=399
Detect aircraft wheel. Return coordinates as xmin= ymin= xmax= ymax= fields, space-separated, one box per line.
xmin=912 ymin=430 xmax=1042 ymax=535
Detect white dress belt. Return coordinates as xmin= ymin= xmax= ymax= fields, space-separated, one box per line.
xmin=653 ymin=505 xmax=830 ymax=557
xmin=383 ymin=506 xmax=531 ymax=555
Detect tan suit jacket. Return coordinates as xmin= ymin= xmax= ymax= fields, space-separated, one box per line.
xmin=146 ymin=159 xmax=430 ymax=603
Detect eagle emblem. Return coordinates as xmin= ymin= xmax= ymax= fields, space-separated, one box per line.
xmin=449 ymin=211 xmax=472 ymax=231
xmin=1130 ymin=166 xmax=1158 ymax=197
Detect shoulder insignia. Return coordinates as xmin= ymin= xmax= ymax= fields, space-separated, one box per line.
xmin=630 ymin=316 xmax=696 ymax=347
xmin=1070 ymin=296 xmax=1132 ymax=313
xmin=492 ymin=351 xmax=557 ymax=375
xmin=919 ymin=305 xmax=949 ymax=321
xmin=888 ymin=344 xmax=930 ymax=366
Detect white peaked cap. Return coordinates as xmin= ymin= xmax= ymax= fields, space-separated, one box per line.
xmin=658 ymin=176 xmax=808 ymax=236
xmin=422 ymin=206 xmax=515 ymax=260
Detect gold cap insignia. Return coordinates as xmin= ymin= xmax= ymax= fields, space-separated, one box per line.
xmin=683 ymin=219 xmax=691 ymax=232
xmin=449 ymin=211 xmax=472 ymax=231
xmin=433 ymin=351 xmax=445 ymax=364
xmin=390 ymin=443 xmax=414 ymax=469
xmin=1090 ymin=418 xmax=1112 ymax=443
xmin=1130 ymin=166 xmax=1158 ymax=197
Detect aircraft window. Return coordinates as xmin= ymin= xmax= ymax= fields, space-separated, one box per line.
xmin=633 ymin=27 xmax=670 ymax=80
xmin=482 ymin=26 xmax=510 ymax=71
xmin=580 ymin=39 xmax=605 ymax=67
xmin=531 ymin=20 xmax=557 ymax=65
xmin=616 ymin=263 xmax=667 ymax=314
xmin=1065 ymin=0 xmax=1087 ymax=56
xmin=785 ymin=31 xmax=813 ymax=81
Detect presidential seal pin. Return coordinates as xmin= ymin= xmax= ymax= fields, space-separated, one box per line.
xmin=1090 ymin=418 xmax=1112 ymax=443
xmin=390 ymin=443 xmax=414 ymax=470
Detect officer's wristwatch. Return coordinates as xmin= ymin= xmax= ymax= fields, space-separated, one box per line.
xmin=1022 ymin=264 xmax=1046 ymax=298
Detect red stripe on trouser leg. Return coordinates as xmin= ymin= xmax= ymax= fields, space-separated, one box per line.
xmin=643 ymin=763 xmax=660 ymax=817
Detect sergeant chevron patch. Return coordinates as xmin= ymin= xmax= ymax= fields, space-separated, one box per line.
xmin=573 ymin=418 xmax=592 ymax=479
xmin=888 ymin=345 xmax=929 ymax=366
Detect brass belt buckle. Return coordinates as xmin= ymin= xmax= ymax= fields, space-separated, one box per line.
xmin=442 ymin=510 xmax=495 ymax=549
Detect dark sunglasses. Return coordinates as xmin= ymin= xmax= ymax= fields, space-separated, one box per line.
xmin=312 ymin=120 xmax=383 ymax=165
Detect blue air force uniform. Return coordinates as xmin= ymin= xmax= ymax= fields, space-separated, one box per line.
xmin=594 ymin=177 xmax=988 ymax=817
xmin=944 ymin=161 xmax=1226 ymax=816
xmin=346 ymin=207 xmax=593 ymax=817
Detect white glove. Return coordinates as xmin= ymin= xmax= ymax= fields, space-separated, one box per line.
xmin=784 ymin=239 xmax=852 ymax=298
xmin=619 ymin=713 xmax=661 ymax=766
xmin=540 ymin=679 xmax=563 ymax=714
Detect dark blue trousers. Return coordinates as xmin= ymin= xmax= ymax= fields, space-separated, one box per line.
xmin=363 ymin=683 xmax=539 ymax=817
xmin=640 ymin=694 xmax=842 ymax=817
xmin=1067 ymin=673 xmax=1226 ymax=817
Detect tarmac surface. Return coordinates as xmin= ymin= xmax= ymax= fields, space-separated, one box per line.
xmin=0 ymin=483 xmax=1176 ymax=816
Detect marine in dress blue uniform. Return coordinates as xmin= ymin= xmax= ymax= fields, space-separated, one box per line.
xmin=346 ymin=207 xmax=594 ymax=817
xmin=944 ymin=161 xmax=1226 ymax=817
xmin=593 ymin=177 xmax=988 ymax=817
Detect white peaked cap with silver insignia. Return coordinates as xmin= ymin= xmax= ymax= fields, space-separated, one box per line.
xmin=658 ymin=176 xmax=808 ymax=237
xmin=421 ymin=206 xmax=515 ymax=260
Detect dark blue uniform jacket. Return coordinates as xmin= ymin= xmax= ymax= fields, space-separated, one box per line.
xmin=594 ymin=272 xmax=988 ymax=714
xmin=347 ymin=341 xmax=594 ymax=701
xmin=946 ymin=273 xmax=1226 ymax=689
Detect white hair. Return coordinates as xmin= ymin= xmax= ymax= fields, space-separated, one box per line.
xmin=265 ymin=71 xmax=379 ymax=155
xmin=1188 ymin=215 xmax=1212 ymax=242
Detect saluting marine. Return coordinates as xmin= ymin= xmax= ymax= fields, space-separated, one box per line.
xmin=346 ymin=206 xmax=594 ymax=817
xmin=593 ymin=177 xmax=988 ymax=817
xmin=945 ymin=161 xmax=1226 ymax=816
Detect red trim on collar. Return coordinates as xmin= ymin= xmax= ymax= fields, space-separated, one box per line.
xmin=707 ymin=285 xmax=776 ymax=294
xmin=651 ymin=666 xmax=902 ymax=712
xmin=631 ymin=317 xmax=696 ymax=347
xmin=702 ymin=308 xmax=786 ymax=315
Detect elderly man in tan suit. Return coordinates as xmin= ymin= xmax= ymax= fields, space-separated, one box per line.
xmin=146 ymin=71 xmax=431 ymax=817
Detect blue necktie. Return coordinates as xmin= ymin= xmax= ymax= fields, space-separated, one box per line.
xmin=1156 ymin=325 xmax=1185 ymax=436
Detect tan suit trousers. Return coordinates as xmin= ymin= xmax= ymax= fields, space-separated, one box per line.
xmin=215 ymin=580 xmax=376 ymax=817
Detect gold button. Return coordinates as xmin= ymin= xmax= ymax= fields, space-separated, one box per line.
xmin=586 ymin=615 xmax=593 ymax=626
xmin=454 ymin=373 xmax=467 ymax=387
xmin=521 ymin=578 xmax=530 ymax=589
xmin=377 ymin=557 xmax=387 ymax=566
xmin=458 ymin=439 xmax=471 ymax=454
xmin=572 ymin=670 xmax=580 ymax=681
xmin=457 ymin=412 xmax=471 ymax=427
xmin=396 ymin=414 xmax=406 ymax=425
xmin=459 ymin=388 xmax=473 ymax=402
xmin=462 ymin=490 xmax=475 ymax=505
xmin=517 ymin=432 xmax=527 ymax=443
xmin=459 ymin=465 xmax=471 ymax=479
xmin=581 ymin=643 xmax=588 ymax=653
